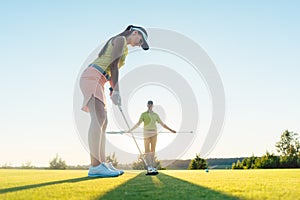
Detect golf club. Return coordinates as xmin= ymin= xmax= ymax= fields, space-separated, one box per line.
xmin=106 ymin=130 xmax=193 ymax=134
xmin=117 ymin=105 xmax=149 ymax=167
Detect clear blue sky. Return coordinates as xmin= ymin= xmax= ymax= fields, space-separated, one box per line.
xmin=0 ymin=1 xmax=299 ymax=166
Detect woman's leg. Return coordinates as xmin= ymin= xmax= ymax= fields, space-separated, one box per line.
xmin=100 ymin=113 xmax=108 ymax=162
xmin=88 ymin=96 xmax=107 ymax=167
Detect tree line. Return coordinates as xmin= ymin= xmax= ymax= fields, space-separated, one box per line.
xmin=2 ymin=130 xmax=298 ymax=170
xmin=232 ymin=130 xmax=300 ymax=169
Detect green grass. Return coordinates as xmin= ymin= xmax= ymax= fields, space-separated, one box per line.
xmin=0 ymin=169 xmax=299 ymax=199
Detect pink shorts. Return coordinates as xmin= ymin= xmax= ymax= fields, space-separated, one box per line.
xmin=80 ymin=67 xmax=108 ymax=112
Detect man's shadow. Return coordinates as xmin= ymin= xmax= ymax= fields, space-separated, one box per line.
xmin=98 ymin=172 xmax=240 ymax=200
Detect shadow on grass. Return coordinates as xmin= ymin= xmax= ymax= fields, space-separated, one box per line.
xmin=0 ymin=176 xmax=94 ymax=194
xmin=98 ymin=172 xmax=240 ymax=200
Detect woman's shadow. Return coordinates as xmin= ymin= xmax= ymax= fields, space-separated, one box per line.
xmin=0 ymin=176 xmax=94 ymax=194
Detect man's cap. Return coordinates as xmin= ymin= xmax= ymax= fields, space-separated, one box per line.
xmin=147 ymin=100 xmax=153 ymax=105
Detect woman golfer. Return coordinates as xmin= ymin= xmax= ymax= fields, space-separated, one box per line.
xmin=128 ymin=100 xmax=176 ymax=174
xmin=80 ymin=25 xmax=149 ymax=177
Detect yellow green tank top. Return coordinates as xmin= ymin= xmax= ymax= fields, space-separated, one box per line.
xmin=92 ymin=36 xmax=128 ymax=76
xmin=139 ymin=111 xmax=163 ymax=131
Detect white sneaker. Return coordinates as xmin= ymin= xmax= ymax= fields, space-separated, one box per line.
xmin=88 ymin=163 xmax=119 ymax=178
xmin=105 ymin=162 xmax=124 ymax=175
xmin=147 ymin=166 xmax=155 ymax=173
xmin=147 ymin=166 xmax=158 ymax=175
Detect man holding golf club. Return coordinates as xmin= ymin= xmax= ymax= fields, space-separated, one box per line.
xmin=128 ymin=100 xmax=176 ymax=174
xmin=80 ymin=25 xmax=149 ymax=177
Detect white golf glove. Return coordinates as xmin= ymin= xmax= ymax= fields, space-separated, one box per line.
xmin=111 ymin=91 xmax=121 ymax=105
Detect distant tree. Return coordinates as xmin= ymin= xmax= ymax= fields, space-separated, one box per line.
xmin=67 ymin=165 xmax=89 ymax=170
xmin=259 ymin=151 xmax=280 ymax=168
xmin=21 ymin=161 xmax=34 ymax=169
xmin=232 ymin=160 xmax=243 ymax=169
xmin=232 ymin=156 xmax=260 ymax=169
xmin=231 ymin=162 xmax=237 ymax=169
xmin=276 ymin=130 xmax=300 ymax=168
xmin=279 ymin=153 xmax=300 ymax=168
xmin=188 ymin=154 xmax=207 ymax=170
xmin=49 ymin=154 xmax=67 ymax=169
xmin=106 ymin=152 xmax=118 ymax=167
xmin=245 ymin=155 xmax=257 ymax=169
xmin=132 ymin=155 xmax=162 ymax=170
xmin=0 ymin=163 xmax=12 ymax=169
xmin=276 ymin=130 xmax=300 ymax=157
xmin=231 ymin=130 xmax=300 ymax=169
xmin=208 ymin=158 xmax=245 ymax=169
xmin=132 ymin=156 xmax=147 ymax=170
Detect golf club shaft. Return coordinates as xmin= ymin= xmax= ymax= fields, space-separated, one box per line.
xmin=117 ymin=105 xmax=145 ymax=160
xmin=106 ymin=131 xmax=193 ymax=134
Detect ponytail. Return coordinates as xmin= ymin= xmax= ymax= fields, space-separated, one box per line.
xmin=98 ymin=25 xmax=134 ymax=57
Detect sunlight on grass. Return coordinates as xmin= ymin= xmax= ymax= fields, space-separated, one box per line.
xmin=161 ymin=169 xmax=300 ymax=200
xmin=1 ymin=169 xmax=299 ymax=200
xmin=0 ymin=169 xmax=141 ymax=200
xmin=100 ymin=171 xmax=238 ymax=200
xmin=151 ymin=176 xmax=163 ymax=188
